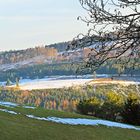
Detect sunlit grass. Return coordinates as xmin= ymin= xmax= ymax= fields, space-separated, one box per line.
xmin=0 ymin=106 xmax=140 ymax=140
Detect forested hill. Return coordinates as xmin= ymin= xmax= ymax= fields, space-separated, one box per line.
xmin=0 ymin=40 xmax=139 ymax=80
xmin=0 ymin=42 xmax=71 ymax=71
xmin=47 ymin=42 xmax=69 ymax=52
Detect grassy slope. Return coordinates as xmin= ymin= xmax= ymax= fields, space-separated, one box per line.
xmin=0 ymin=106 xmax=140 ymax=140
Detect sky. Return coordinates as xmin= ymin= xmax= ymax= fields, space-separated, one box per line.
xmin=0 ymin=0 xmax=88 ymax=51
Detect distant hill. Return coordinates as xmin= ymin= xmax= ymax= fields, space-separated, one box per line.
xmin=0 ymin=41 xmax=91 ymax=72
xmin=0 ymin=40 xmax=139 ymax=81
xmin=0 ymin=42 xmax=70 ymax=71
xmin=47 ymin=41 xmax=69 ymax=52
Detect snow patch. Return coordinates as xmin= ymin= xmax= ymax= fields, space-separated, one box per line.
xmin=0 ymin=101 xmax=35 ymax=109
xmin=23 ymin=106 xmax=36 ymax=109
xmin=0 ymin=101 xmax=18 ymax=108
xmin=0 ymin=108 xmax=18 ymax=115
xmin=0 ymin=55 xmax=47 ymax=71
xmin=26 ymin=115 xmax=140 ymax=131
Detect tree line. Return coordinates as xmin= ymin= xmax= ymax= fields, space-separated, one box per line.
xmin=0 ymin=84 xmax=139 ymax=123
xmin=0 ymin=59 xmax=139 ymax=82
xmin=77 ymin=92 xmax=140 ymax=125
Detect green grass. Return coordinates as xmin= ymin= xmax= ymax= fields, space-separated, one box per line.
xmin=0 ymin=105 xmax=96 ymax=119
xmin=0 ymin=106 xmax=140 ymax=140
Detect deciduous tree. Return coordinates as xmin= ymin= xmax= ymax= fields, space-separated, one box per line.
xmin=69 ymin=0 xmax=140 ymax=71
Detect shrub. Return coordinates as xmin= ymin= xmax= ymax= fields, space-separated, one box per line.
xmin=121 ymin=93 xmax=140 ymax=125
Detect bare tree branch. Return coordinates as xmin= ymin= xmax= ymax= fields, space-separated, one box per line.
xmin=69 ymin=0 xmax=140 ymax=72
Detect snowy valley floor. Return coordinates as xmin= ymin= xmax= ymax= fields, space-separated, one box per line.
xmin=8 ymin=77 xmax=140 ymax=90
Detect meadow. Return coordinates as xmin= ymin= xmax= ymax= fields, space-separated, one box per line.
xmin=0 ymin=105 xmax=140 ymax=140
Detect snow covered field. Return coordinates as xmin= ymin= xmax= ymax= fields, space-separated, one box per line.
xmin=19 ymin=79 xmax=92 ymax=90
xmin=89 ymin=79 xmax=140 ymax=86
xmin=1 ymin=75 xmax=139 ymax=90
xmin=18 ymin=78 xmax=140 ymax=90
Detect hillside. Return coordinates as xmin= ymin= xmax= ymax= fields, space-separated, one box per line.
xmin=0 ymin=42 xmax=69 ymax=65
xmin=0 ymin=41 xmax=139 ymax=82
xmin=47 ymin=42 xmax=69 ymax=52
xmin=0 ymin=41 xmax=92 ymax=72
xmin=0 ymin=46 xmax=58 ymax=71
xmin=0 ymin=104 xmax=140 ymax=140
xmin=1 ymin=84 xmax=139 ymax=112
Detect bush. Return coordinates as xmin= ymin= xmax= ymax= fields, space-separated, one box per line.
xmin=77 ymin=97 xmax=101 ymax=115
xmin=121 ymin=94 xmax=140 ymax=125
xmin=77 ymin=92 xmax=140 ymax=125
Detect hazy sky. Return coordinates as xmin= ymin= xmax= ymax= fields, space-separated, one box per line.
xmin=0 ymin=0 xmax=88 ymax=51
